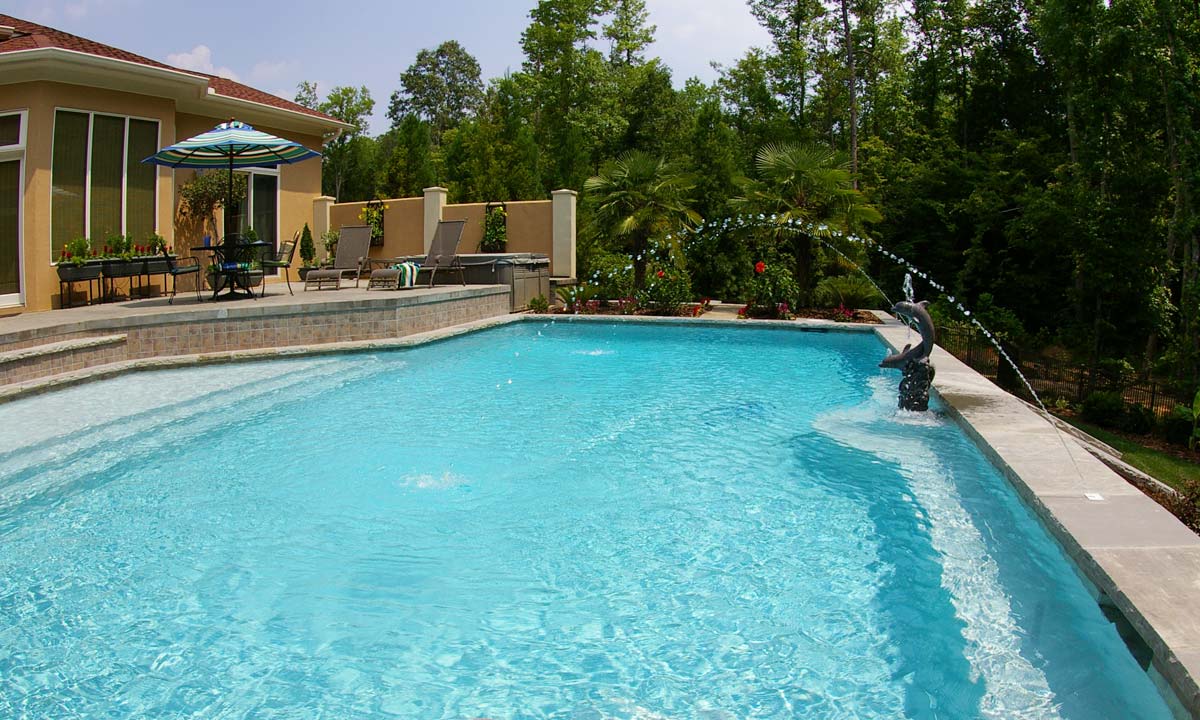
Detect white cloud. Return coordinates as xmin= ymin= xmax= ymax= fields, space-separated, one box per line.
xmin=166 ymin=44 xmax=240 ymax=82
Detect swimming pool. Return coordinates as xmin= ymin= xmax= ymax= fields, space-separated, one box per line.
xmin=0 ymin=321 xmax=1177 ymax=718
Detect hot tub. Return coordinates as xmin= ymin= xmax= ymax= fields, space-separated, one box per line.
xmin=401 ymin=252 xmax=551 ymax=311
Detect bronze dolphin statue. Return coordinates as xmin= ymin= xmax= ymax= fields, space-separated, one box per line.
xmin=880 ymin=300 xmax=936 ymax=368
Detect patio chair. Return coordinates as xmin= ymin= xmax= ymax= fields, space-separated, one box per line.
xmin=258 ymin=230 xmax=299 ymax=297
xmin=418 ymin=219 xmax=467 ymax=287
xmin=304 ymin=225 xmax=372 ymax=291
xmin=162 ymin=247 xmax=201 ymax=304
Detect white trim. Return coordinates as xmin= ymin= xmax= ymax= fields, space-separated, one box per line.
xmin=120 ymin=116 xmax=129 ymax=239
xmin=0 ymin=109 xmax=28 ymax=153
xmin=0 ymin=154 xmax=24 ymax=307
xmin=0 ymin=47 xmax=351 ymax=135
xmin=83 ymin=112 xmax=92 ymax=242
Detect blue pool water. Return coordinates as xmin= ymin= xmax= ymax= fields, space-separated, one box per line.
xmin=0 ymin=321 xmax=1177 ymax=718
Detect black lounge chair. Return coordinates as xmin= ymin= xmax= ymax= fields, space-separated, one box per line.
xmin=419 ymin=219 xmax=467 ymax=287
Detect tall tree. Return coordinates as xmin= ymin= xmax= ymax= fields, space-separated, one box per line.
xmin=602 ymin=0 xmax=655 ymax=66
xmin=387 ymin=41 xmax=485 ymax=144
xmin=317 ymin=85 xmax=375 ymax=201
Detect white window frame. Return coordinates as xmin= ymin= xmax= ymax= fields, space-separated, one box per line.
xmin=0 ymin=109 xmax=27 ymax=308
xmin=49 ymin=108 xmax=161 ymax=264
xmin=233 ymin=167 xmax=281 ymax=275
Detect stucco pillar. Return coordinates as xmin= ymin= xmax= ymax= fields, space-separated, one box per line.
xmin=423 ymin=186 xmax=448 ymax=253
xmin=312 ymin=195 xmax=335 ymax=261
xmin=551 ymin=189 xmax=577 ymax=278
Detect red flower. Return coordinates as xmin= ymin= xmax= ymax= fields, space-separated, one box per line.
xmin=656 ymin=270 xmax=665 ymax=278
xmin=754 ymin=261 xmax=766 ymax=274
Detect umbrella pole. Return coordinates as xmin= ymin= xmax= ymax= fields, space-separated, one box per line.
xmin=225 ymin=153 xmax=234 ymax=244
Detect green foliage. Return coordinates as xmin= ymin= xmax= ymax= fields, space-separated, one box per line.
xmin=387 ymin=40 xmax=484 ymax=143
xmin=177 ymin=171 xmax=248 ymax=239
xmin=1120 ymin=404 xmax=1156 ymax=436
xmin=63 ymin=237 xmax=91 ymax=265
xmin=480 ymin=206 xmax=507 ymax=252
xmin=299 ymin=223 xmax=316 ymax=268
xmin=321 ymin=230 xmax=339 ymax=266
xmin=636 ymin=266 xmax=692 ymax=315
xmin=378 ymin=116 xmax=437 ymax=198
xmin=557 ymin=283 xmax=597 ymax=312
xmin=749 ymin=258 xmax=800 ymax=315
xmin=312 ymin=84 xmax=376 ymax=200
xmin=584 ymin=150 xmax=700 ymax=289
xmin=527 ymin=294 xmax=551 ymax=313
xmin=1080 ymin=391 xmax=1126 ymax=429
xmin=814 ymin=274 xmax=885 ymax=309
xmin=146 ymin=233 xmax=166 ymax=254
xmin=582 ymin=249 xmax=634 ymax=301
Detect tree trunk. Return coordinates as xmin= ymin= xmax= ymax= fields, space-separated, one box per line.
xmin=633 ymin=234 xmax=648 ymax=290
xmin=840 ymin=0 xmax=859 ymax=185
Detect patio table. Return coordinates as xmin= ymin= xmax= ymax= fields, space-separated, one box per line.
xmin=191 ymin=241 xmax=270 ymax=301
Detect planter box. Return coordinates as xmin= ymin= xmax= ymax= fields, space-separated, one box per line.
xmin=56 ymin=264 xmax=102 ymax=283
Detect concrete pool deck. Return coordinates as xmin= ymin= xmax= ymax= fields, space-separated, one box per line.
xmin=0 ymin=307 xmax=1196 ymax=714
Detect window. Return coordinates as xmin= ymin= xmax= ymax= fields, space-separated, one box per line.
xmin=51 ymin=110 xmax=159 ymax=256
xmin=0 ymin=111 xmax=25 ymax=301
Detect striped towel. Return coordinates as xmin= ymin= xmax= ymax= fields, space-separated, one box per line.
xmin=396 ymin=262 xmax=419 ymax=288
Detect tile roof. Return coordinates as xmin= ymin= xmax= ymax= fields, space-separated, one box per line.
xmin=0 ymin=14 xmax=340 ymax=125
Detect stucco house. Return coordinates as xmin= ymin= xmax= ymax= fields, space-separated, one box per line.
xmin=0 ymin=14 xmax=350 ymax=313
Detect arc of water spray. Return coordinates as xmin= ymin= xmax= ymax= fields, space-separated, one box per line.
xmin=687 ymin=215 xmax=1095 ymax=497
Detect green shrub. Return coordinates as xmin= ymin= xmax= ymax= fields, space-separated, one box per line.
xmin=1120 ymin=403 xmax=1155 ymax=435
xmin=637 ymin=266 xmax=692 ymax=315
xmin=584 ymin=250 xmax=634 ymax=301
xmin=557 ymin=283 xmax=597 ymax=313
xmin=749 ymin=259 xmax=799 ymax=315
xmin=1094 ymin=357 xmax=1136 ymax=389
xmin=299 ymin=223 xmax=316 ymax=267
xmin=527 ymin=294 xmax=550 ymax=313
xmin=1080 ymin=391 xmax=1126 ymax=429
xmin=814 ymin=274 xmax=885 ymax=309
xmin=1163 ymin=405 xmax=1195 ymax=446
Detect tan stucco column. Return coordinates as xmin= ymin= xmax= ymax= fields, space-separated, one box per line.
xmin=423 ymin=186 xmax=448 ymax=253
xmin=312 ymin=195 xmax=335 ymax=261
xmin=551 ymin=189 xmax=577 ymax=278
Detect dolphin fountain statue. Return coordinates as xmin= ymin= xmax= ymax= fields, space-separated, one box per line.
xmin=880 ymin=300 xmax=936 ymax=411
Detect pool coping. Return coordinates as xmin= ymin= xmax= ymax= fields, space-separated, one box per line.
xmin=3 ymin=310 xmax=1197 ymax=715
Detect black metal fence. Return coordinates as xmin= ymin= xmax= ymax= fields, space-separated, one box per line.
xmin=936 ymin=326 xmax=1193 ymax=417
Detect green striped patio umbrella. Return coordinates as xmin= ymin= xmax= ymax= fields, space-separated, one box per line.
xmin=143 ymin=119 xmax=320 ymax=241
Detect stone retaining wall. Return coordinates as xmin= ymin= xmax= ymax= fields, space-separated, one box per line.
xmin=0 ymin=287 xmax=510 ymax=388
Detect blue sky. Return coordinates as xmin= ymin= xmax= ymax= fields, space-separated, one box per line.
xmin=15 ymin=0 xmax=771 ymax=132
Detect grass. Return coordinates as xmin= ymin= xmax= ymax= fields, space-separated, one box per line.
xmin=1066 ymin=418 xmax=1200 ymax=492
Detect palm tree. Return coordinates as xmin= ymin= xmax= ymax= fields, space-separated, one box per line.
xmin=735 ymin=142 xmax=881 ymax=300
xmin=585 ymin=151 xmax=702 ymax=290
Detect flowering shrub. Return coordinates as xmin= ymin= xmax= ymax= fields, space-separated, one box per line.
xmin=636 ymin=265 xmax=692 ymax=315
xmin=833 ymin=304 xmax=855 ymax=322
xmin=585 ymin=250 xmax=635 ymax=301
xmin=747 ymin=260 xmax=799 ymax=318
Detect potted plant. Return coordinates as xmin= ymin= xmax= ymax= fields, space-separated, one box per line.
xmin=298 ymin=223 xmax=316 ymax=280
xmin=359 ymin=199 xmax=387 ymax=247
xmin=480 ymin=203 xmax=507 ymax=252
xmin=321 ymin=229 xmax=339 ymax=267
xmin=56 ymin=237 xmax=102 ymax=282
